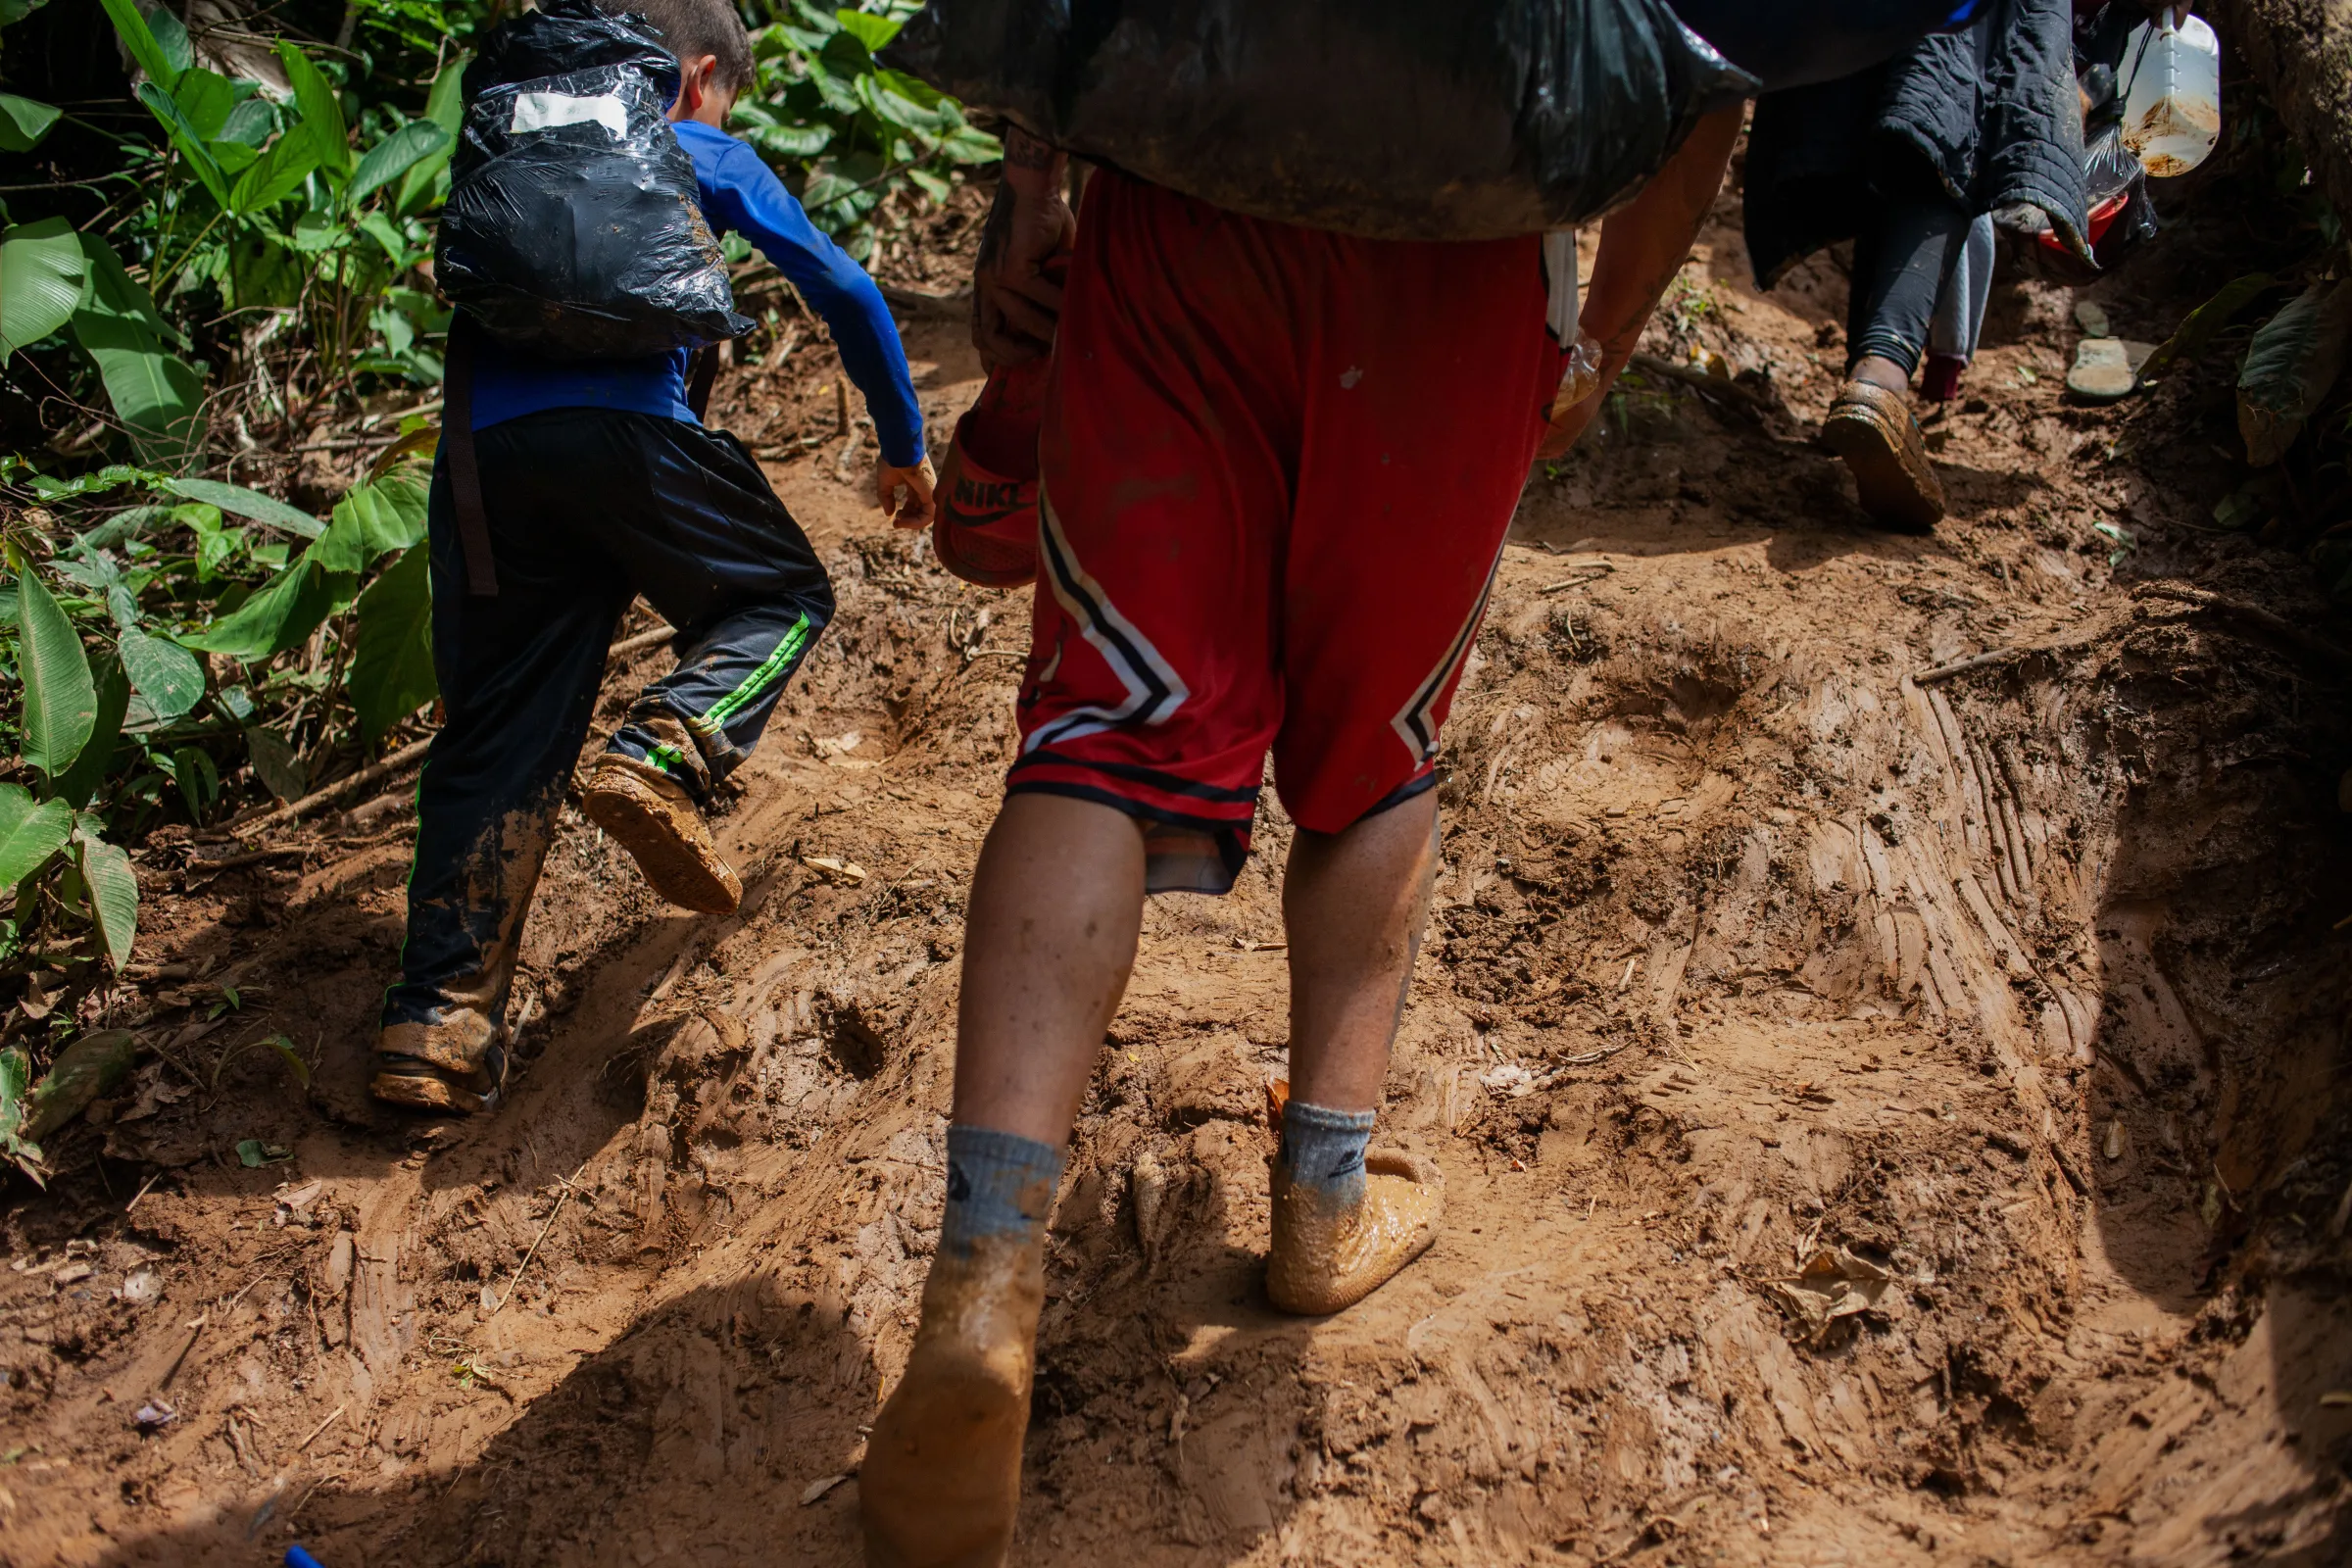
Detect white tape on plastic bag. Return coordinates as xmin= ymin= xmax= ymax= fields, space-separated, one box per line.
xmin=509 ymin=91 xmax=628 ymax=140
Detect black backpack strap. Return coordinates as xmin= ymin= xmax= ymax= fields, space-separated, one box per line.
xmin=685 ymin=342 xmax=720 ymax=423
xmin=440 ymin=318 xmax=501 ymax=600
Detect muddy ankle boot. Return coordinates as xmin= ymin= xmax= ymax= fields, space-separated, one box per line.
xmin=862 ymin=1125 xmax=1061 ymax=1568
xmin=862 ymin=1236 xmax=1045 ymax=1568
xmin=369 ymin=1016 xmax=508 ymax=1115
xmin=579 ymin=754 xmax=741 ymax=914
xmin=1265 ymin=1101 xmax=1443 ymax=1316
xmin=1821 ymin=380 xmax=1946 ymax=534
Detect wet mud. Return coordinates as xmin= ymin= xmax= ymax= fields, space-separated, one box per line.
xmin=1 ymin=174 xmax=2346 ymax=1568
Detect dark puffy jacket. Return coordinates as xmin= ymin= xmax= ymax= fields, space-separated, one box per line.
xmin=1741 ymin=0 xmax=2088 ymax=288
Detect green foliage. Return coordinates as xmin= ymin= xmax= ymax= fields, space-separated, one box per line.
xmin=14 ymin=564 xmax=95 ymax=780
xmin=0 ymin=788 xmax=74 ymax=888
xmin=0 ymin=1045 xmax=41 ymax=1185
xmin=71 ymin=234 xmax=204 ymax=465
xmin=0 ymin=93 xmax=59 ymax=154
xmin=734 ymin=3 xmax=1001 ymax=261
xmin=350 ymin=542 xmax=434 ymax=743
xmin=0 ymin=453 xmax=440 ymax=993
xmin=0 ymin=219 xmax=86 ymax=363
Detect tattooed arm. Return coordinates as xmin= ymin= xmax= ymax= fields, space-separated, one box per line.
xmin=973 ymin=124 xmax=1077 ymax=368
xmin=1539 ymin=106 xmax=1743 ymax=459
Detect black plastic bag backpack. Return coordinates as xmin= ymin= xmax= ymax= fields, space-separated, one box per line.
xmin=435 ymin=0 xmax=752 ymax=360
xmin=884 ymin=0 xmax=1757 ymax=240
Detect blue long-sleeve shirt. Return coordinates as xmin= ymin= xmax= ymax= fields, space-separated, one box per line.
xmin=467 ymin=118 xmax=925 ymax=466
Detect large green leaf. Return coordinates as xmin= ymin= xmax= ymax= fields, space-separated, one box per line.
xmin=52 ymin=652 xmax=127 ymax=809
xmin=145 ymin=2 xmax=193 ymax=76
xmin=169 ymin=66 xmax=236 ymax=141
xmin=0 ymin=784 xmax=74 ymax=889
xmin=163 ymin=477 xmax=323 ymax=538
xmin=77 ymin=832 xmax=137 ymax=968
xmin=349 ymin=544 xmax=436 ymax=744
xmin=14 ymin=567 xmax=95 ymax=781
xmin=70 ymin=234 xmax=203 ymax=464
xmin=833 ymin=9 xmax=901 ymax=49
xmin=225 ymin=227 xmax=305 ymax=308
xmin=0 ymin=93 xmax=60 ymax=153
xmin=0 ymin=218 xmax=88 ymax=365
xmin=23 ymin=1030 xmax=136 ymax=1143
xmin=392 ymin=53 xmax=469 ymax=215
xmin=96 ymin=0 xmax=180 ymax=91
xmin=0 ymin=1044 xmax=39 ymax=1175
xmin=348 ymin=120 xmax=448 ymax=210
xmin=275 ymin=39 xmax=349 ymax=174
xmin=228 ymin=125 xmax=322 ymax=214
xmin=178 ymin=559 xmax=355 ymax=658
xmin=243 ymin=724 xmax=306 ymax=801
xmin=119 ymin=627 xmax=205 ymax=719
xmin=134 ymin=81 xmax=230 ymax=210
xmin=311 ymin=472 xmax=427 ymax=573
xmin=219 ymin=96 xmax=275 ymax=148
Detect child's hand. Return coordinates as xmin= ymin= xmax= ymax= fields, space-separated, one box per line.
xmin=879 ymin=457 xmax=938 ymax=529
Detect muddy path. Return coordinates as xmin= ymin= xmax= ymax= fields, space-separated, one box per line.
xmin=4 ymin=178 xmax=2348 ymax=1567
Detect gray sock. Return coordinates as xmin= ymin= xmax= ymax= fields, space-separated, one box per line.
xmin=1279 ymin=1101 xmax=1377 ymax=1206
xmin=939 ymin=1123 xmax=1065 ymax=1260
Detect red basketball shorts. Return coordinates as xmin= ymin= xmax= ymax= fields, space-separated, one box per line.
xmin=1010 ymin=169 xmax=1569 ymax=894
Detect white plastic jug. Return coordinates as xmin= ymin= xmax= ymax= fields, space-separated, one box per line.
xmin=2120 ymin=8 xmax=2222 ymax=177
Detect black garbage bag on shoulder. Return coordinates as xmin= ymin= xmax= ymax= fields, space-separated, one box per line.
xmin=435 ymin=0 xmax=752 ymax=360
xmin=883 ymin=0 xmax=1757 ymax=240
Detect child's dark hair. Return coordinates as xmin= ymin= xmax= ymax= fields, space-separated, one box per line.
xmin=600 ymin=0 xmax=756 ymax=95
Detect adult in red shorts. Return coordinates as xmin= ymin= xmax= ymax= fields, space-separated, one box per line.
xmin=861 ymin=117 xmax=1741 ymax=1568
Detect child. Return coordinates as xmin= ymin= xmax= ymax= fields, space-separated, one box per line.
xmin=371 ymin=0 xmax=933 ymax=1114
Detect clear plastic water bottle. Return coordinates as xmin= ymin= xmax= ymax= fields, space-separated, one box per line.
xmin=2121 ymin=8 xmax=2222 ymax=177
xmin=1549 ymin=330 xmax=1605 ymax=419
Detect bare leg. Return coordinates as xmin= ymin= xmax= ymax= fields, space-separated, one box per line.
xmin=1266 ymin=792 xmax=1448 ymax=1315
xmin=1283 ymin=791 xmax=1441 ymax=1108
xmin=862 ymin=793 xmax=1144 ymax=1568
xmin=950 ymin=792 xmax=1148 ymax=1143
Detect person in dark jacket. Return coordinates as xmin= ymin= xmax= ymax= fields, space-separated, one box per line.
xmin=1743 ymin=0 xmax=2090 ymax=532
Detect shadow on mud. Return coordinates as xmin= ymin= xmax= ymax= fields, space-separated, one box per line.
xmin=89 ymin=1276 xmax=883 ymax=1567
xmin=2064 ymin=612 xmax=2352 ymax=1559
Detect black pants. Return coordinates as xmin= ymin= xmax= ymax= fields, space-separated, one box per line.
xmin=1847 ymin=196 xmax=1975 ymax=376
xmin=381 ymin=409 xmax=832 ymax=1046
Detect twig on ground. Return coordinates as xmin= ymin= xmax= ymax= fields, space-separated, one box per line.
xmin=296 ymin=1402 xmax=347 ymax=1452
xmin=2135 ymin=582 xmax=2352 ymax=669
xmin=186 ymin=845 xmax=316 ymax=875
xmin=1548 ymin=1039 xmax=1637 ymax=1071
xmin=1627 ymin=352 xmax=1774 ymax=412
xmin=609 ymin=623 xmax=678 ymax=660
xmin=1921 ymin=583 xmax=2352 ymax=685
xmin=878 ymin=283 xmax=972 ymax=319
xmin=485 ymin=1165 xmax=586 ymax=1317
xmin=1915 ymin=639 xmax=2101 ymax=684
xmin=234 ymin=737 xmax=433 ymax=837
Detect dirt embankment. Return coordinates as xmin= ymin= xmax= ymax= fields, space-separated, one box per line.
xmin=1 ymin=174 xmax=2347 ymax=1566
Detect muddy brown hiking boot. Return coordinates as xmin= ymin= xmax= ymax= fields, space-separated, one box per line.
xmin=370 ymin=1017 xmax=509 ymax=1115
xmin=861 ymin=1235 xmax=1045 ymax=1568
xmin=1821 ymin=380 xmax=1946 ymax=534
xmin=579 ymin=754 xmax=741 ymax=914
xmin=1266 ymin=1148 xmax=1444 ymax=1315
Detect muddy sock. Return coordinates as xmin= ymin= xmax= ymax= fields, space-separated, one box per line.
xmin=939 ymin=1123 xmax=1063 ymax=1260
xmin=1278 ymin=1101 xmax=1377 ymax=1208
